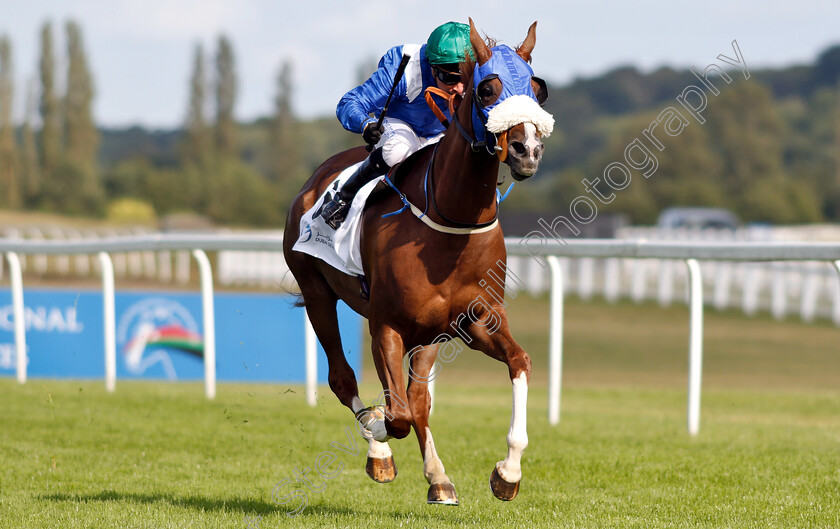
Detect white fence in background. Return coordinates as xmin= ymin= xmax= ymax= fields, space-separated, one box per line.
xmin=0 ymin=226 xmax=296 ymax=290
xmin=6 ymin=225 xmax=840 ymax=324
xmin=506 ymin=236 xmax=840 ymax=435
xmin=505 ymin=225 xmax=840 ymax=324
xmin=2 ymin=230 xmax=840 ymax=436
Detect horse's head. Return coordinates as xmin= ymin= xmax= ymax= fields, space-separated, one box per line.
xmin=468 ymin=19 xmax=553 ymax=181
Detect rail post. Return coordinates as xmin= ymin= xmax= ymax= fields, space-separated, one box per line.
xmin=547 ymin=256 xmax=564 ymax=425
xmin=98 ymin=252 xmax=117 ymax=392
xmin=5 ymin=252 xmax=26 ymax=384
xmin=192 ymin=250 xmax=216 ymax=399
xmin=686 ymin=258 xmax=704 ymax=436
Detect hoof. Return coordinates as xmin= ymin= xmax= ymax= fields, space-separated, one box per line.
xmin=365 ymin=455 xmax=397 ymax=483
xmin=427 ymin=482 xmax=459 ymax=505
xmin=489 ymin=465 xmax=520 ymax=501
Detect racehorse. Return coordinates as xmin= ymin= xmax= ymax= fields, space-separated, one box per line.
xmin=283 ymin=18 xmax=553 ymax=505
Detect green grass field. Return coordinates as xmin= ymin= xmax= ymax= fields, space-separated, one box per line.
xmin=2 ymin=296 xmax=839 ymax=528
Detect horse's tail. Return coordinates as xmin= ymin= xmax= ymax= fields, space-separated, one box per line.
xmin=291 ymin=293 xmax=306 ymax=308
xmin=277 ymin=269 xmax=307 ymax=307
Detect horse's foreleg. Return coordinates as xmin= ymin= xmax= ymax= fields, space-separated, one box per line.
xmin=406 ymin=344 xmax=459 ymax=505
xmin=492 ymin=366 xmax=529 ymax=500
xmin=300 ymin=287 xmax=397 ymax=482
xmin=368 ymin=324 xmax=412 ymax=440
xmin=467 ymin=321 xmax=531 ymax=501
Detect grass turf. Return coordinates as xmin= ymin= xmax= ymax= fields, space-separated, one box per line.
xmin=1 ymin=296 xmax=839 ymax=528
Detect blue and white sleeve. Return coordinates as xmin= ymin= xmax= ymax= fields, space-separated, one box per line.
xmin=336 ymin=45 xmax=407 ymax=133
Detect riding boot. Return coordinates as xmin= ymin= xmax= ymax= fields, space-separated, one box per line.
xmin=319 ymin=148 xmax=389 ymax=229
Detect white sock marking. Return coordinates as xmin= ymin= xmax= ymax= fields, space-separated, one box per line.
xmin=497 ymin=372 xmax=529 ymax=483
xmin=422 ymin=427 xmax=450 ymax=485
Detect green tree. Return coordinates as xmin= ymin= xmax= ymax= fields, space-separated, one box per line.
xmin=182 ymin=43 xmax=211 ymax=168
xmin=813 ymin=45 xmax=840 ymax=90
xmin=269 ymin=59 xmax=298 ymax=183
xmin=205 ymin=158 xmax=280 ymax=225
xmin=21 ymin=79 xmax=40 ymax=205
xmin=0 ymin=35 xmax=20 ymax=208
xmin=642 ymin=113 xmax=726 ymax=210
xmin=836 ymin=81 xmax=840 ymax=212
xmin=214 ymin=35 xmax=237 ymax=157
xmin=705 ymin=81 xmax=819 ymax=222
xmin=63 ymin=20 xmax=102 ymax=211
xmin=705 ymin=82 xmax=786 ymax=197
xmin=38 ymin=22 xmax=62 ymax=192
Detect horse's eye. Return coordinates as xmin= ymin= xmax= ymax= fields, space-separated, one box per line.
xmin=476 ymin=76 xmax=501 ymax=107
xmin=531 ymin=76 xmax=548 ymax=106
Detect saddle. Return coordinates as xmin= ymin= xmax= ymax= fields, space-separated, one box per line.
xmin=292 ymin=144 xmax=437 ymax=282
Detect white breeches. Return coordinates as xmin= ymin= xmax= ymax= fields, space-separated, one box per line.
xmin=375 ymin=118 xmax=444 ymax=167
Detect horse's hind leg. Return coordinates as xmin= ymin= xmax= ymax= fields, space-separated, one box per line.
xmin=296 ymin=278 xmax=396 ymax=481
xmin=298 ymin=288 xmax=358 ymax=409
xmin=358 ymin=398 xmax=398 ymax=484
xmin=406 ymin=344 xmax=459 ymax=505
xmin=298 ymin=275 xmax=402 ymax=483
xmin=466 ymin=319 xmax=531 ymax=501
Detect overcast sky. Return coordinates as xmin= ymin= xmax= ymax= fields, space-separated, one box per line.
xmin=1 ymin=0 xmax=838 ymax=129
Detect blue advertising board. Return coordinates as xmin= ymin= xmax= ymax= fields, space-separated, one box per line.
xmin=0 ymin=288 xmax=362 ymax=383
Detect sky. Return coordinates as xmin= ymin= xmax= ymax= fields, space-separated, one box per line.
xmin=1 ymin=0 xmax=838 ymax=129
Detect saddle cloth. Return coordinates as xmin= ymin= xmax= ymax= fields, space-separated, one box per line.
xmin=292 ymin=162 xmax=385 ymax=276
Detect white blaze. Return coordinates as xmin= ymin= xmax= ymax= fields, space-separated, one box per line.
xmin=521 ymin=123 xmax=540 ymax=155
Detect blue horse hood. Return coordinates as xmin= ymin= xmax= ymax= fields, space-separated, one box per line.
xmin=470 ymin=45 xmax=554 ymax=142
xmin=474 ymin=45 xmax=539 ymax=109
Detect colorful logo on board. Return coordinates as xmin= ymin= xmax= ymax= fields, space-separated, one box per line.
xmin=116 ymin=298 xmax=203 ymax=380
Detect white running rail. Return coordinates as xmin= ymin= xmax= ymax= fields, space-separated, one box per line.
xmin=3 ymin=233 xmax=840 ymax=436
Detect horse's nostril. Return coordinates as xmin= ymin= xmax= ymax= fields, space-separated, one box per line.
xmin=511 ymin=142 xmax=527 ymax=156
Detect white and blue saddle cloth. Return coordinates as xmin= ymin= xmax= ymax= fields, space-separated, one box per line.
xmin=292 ymin=162 xmax=385 ymax=276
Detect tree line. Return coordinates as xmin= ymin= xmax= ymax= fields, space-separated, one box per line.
xmin=2 ymin=21 xmax=839 ymax=227
xmin=0 ymin=21 xmax=99 ymax=215
xmin=530 ymin=45 xmax=840 ymax=225
xmin=103 ymin=36 xmax=301 ymax=226
xmin=95 ymin=40 xmax=840 ymax=227
xmin=0 ymin=22 xmax=317 ymax=226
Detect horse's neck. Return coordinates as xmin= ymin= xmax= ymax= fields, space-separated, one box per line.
xmin=431 ymin=137 xmax=500 ymax=226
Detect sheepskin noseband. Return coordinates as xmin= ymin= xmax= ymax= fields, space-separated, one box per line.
xmin=472 ymin=45 xmax=554 ymax=139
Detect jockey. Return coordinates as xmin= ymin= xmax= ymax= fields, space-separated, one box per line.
xmin=319 ymin=21 xmax=474 ymax=229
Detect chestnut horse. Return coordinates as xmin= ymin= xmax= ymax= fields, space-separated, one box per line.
xmin=283 ymin=19 xmax=552 ymax=505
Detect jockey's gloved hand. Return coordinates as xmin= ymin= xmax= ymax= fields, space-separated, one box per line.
xmin=363 ymin=121 xmax=383 ymax=146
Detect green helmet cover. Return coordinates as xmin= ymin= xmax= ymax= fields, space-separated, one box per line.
xmin=426 ymin=22 xmax=475 ymax=65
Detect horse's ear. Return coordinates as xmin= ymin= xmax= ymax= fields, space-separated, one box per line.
xmin=516 ymin=21 xmax=537 ymax=63
xmin=469 ymin=17 xmax=492 ymax=65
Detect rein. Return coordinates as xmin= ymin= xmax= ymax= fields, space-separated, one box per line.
xmin=378 ymin=83 xmax=520 ymax=234
xmin=380 ymin=143 xmax=502 ymax=235
xmin=424 ymin=143 xmax=498 ymax=230
xmin=424 ymin=87 xmax=508 ymax=162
